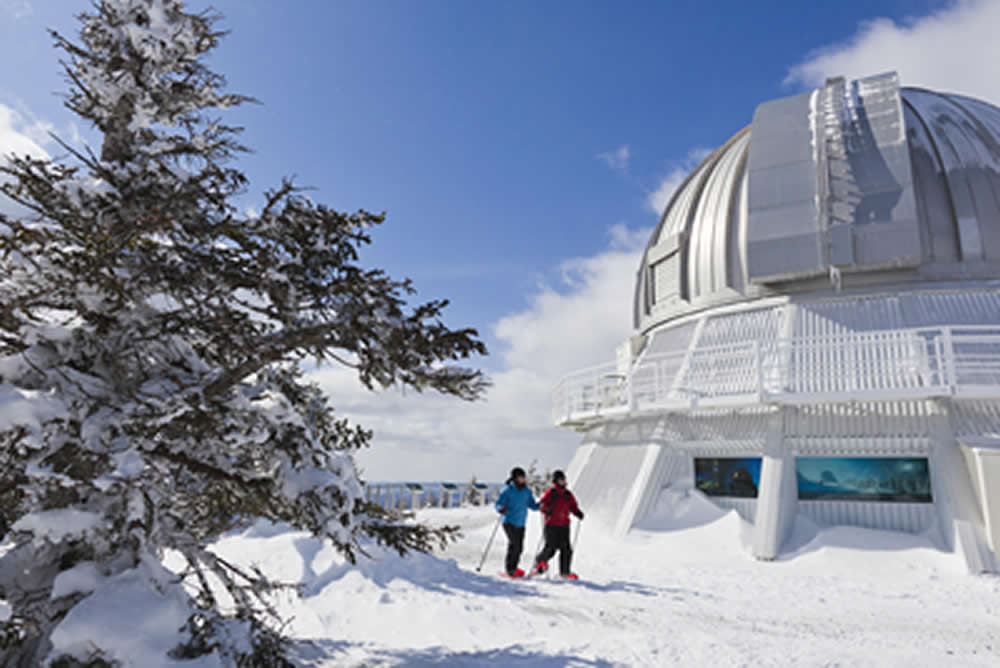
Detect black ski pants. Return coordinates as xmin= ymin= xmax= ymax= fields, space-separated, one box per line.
xmin=502 ymin=523 xmax=525 ymax=575
xmin=535 ymin=524 xmax=572 ymax=575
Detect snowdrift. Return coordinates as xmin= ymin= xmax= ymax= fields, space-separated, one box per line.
xmin=3 ymin=500 xmax=997 ymax=666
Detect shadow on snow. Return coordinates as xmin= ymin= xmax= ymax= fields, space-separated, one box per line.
xmin=291 ymin=640 xmax=618 ymax=667
xmin=292 ymin=535 xmax=543 ymax=600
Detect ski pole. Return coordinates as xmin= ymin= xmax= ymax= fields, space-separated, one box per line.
xmin=475 ymin=515 xmax=503 ymax=573
xmin=572 ymin=517 xmax=582 ymax=552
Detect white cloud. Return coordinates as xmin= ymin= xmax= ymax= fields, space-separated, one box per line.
xmin=597 ymin=144 xmax=630 ymax=171
xmin=0 ymin=1 xmax=31 ymax=20
xmin=646 ymin=148 xmax=711 ymax=215
xmin=0 ymin=104 xmax=49 ymax=162
xmin=311 ymin=224 xmax=650 ymax=482
xmin=0 ymin=103 xmax=51 ymax=217
xmin=786 ymin=0 xmax=1000 ymax=105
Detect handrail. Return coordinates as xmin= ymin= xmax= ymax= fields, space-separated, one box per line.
xmin=364 ymin=481 xmax=505 ymax=510
xmin=552 ymin=325 xmax=1000 ymax=425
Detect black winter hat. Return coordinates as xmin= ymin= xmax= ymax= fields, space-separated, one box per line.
xmin=508 ymin=467 xmax=526 ymax=482
xmin=552 ymin=470 xmax=566 ymax=483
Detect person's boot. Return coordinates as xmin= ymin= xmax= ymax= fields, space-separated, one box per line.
xmin=531 ymin=561 xmax=548 ymax=576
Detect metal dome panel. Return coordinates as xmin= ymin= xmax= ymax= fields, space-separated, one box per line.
xmin=745 ymin=89 xmax=824 ymax=282
xmin=636 ymin=72 xmax=1000 ymax=335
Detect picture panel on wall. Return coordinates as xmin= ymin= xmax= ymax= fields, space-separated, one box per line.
xmin=694 ymin=458 xmax=761 ymax=498
xmin=796 ymin=457 xmax=932 ymax=503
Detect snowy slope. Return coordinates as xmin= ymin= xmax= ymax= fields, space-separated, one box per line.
xmin=228 ymin=491 xmax=997 ymax=667
xmin=5 ymin=491 xmax=999 ymax=666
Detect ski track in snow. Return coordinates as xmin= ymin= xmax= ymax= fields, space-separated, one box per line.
xmin=201 ymin=499 xmax=1000 ymax=668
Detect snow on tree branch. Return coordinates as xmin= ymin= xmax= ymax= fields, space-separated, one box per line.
xmin=0 ymin=1 xmax=487 ymax=664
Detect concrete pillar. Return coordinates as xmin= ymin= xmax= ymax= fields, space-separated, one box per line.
xmin=930 ymin=401 xmax=999 ymax=573
xmin=752 ymin=408 xmax=796 ymax=560
xmin=614 ymin=444 xmax=664 ymax=537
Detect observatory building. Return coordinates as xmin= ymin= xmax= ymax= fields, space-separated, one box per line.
xmin=554 ymin=72 xmax=1000 ymax=573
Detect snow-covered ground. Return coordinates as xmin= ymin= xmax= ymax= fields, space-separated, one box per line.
xmin=224 ymin=490 xmax=998 ymax=667
xmin=5 ymin=490 xmax=1000 ymax=666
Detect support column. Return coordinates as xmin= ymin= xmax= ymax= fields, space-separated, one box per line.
xmin=929 ymin=400 xmax=998 ymax=573
xmin=752 ymin=407 xmax=796 ymax=560
xmin=614 ymin=444 xmax=664 ymax=537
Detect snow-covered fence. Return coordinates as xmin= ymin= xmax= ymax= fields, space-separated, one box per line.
xmin=553 ymin=325 xmax=1000 ymax=426
xmin=364 ymin=482 xmax=502 ymax=510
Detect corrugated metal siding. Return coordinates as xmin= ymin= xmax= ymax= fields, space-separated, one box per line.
xmin=953 ymin=95 xmax=1000 ymax=150
xmin=941 ymin=96 xmax=1000 ymax=260
xmin=903 ymin=101 xmax=961 ymax=263
xmin=798 ymin=500 xmax=935 ymax=533
xmin=711 ymin=498 xmax=758 ymax=523
xmin=789 ymin=437 xmax=930 ymax=456
xmin=796 ymin=296 xmax=903 ymax=335
xmin=656 ymin=163 xmax=710 ymax=245
xmin=785 ymin=401 xmax=934 ymax=455
xmin=666 ymin=409 xmax=771 ymax=444
xmin=690 ymin=132 xmax=752 ymax=299
xmin=651 ymin=452 xmax=693 ymax=489
xmin=796 ymin=291 xmax=1000 ymax=334
xmin=727 ymin=146 xmax=750 ymax=293
xmin=902 ymin=90 xmax=999 ymax=260
xmin=950 ymin=400 xmax=1000 ymax=437
xmin=785 ymin=401 xmax=935 ymax=437
xmin=899 ymin=291 xmax=1000 ymax=327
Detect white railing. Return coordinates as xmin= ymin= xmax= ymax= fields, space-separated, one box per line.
xmin=551 ymin=326 xmax=1000 ymax=425
xmin=364 ymin=482 xmax=503 ymax=510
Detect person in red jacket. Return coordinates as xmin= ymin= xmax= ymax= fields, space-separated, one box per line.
xmin=531 ymin=470 xmax=584 ymax=579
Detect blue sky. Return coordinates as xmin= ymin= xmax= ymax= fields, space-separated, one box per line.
xmin=3 ymin=0 xmax=999 ymax=480
xmin=0 ymin=0 xmax=951 ymax=357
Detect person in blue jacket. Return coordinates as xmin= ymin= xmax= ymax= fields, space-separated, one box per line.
xmin=494 ymin=466 xmax=539 ymax=577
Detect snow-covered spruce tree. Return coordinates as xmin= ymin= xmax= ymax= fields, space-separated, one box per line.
xmin=0 ymin=1 xmax=486 ymax=664
xmin=526 ymin=460 xmax=550 ymax=497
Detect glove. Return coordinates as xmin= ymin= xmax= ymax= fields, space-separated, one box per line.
xmin=498 ymin=507 xmax=506 ymax=514
xmin=576 ymin=511 xmax=585 ymax=520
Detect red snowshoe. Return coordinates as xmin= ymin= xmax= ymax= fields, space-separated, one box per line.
xmin=530 ymin=561 xmax=548 ymax=577
xmin=498 ymin=568 xmax=526 ymax=579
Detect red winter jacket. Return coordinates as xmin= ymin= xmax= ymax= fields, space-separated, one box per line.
xmin=539 ymin=486 xmax=583 ymax=526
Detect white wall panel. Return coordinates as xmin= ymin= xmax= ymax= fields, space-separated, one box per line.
xmin=711 ymin=498 xmax=758 ymax=523
xmin=571 ymin=443 xmax=654 ymax=531
xmin=798 ymin=501 xmax=935 ymax=533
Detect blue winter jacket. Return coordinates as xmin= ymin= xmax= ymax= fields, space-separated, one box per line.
xmin=495 ymin=483 xmax=539 ymax=528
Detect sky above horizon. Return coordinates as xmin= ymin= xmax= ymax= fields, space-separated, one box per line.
xmin=3 ymin=0 xmax=1000 ymax=481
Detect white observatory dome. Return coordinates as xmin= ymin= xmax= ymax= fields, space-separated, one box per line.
xmin=554 ymin=72 xmax=1000 ymax=575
